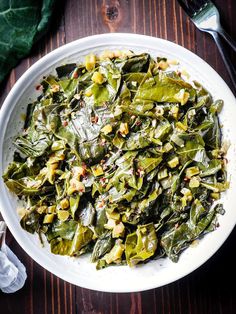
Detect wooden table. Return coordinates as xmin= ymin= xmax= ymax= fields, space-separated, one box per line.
xmin=0 ymin=1 xmax=236 ymax=313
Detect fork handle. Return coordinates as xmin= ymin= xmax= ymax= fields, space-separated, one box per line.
xmin=211 ymin=31 xmax=236 ymax=93
xmin=217 ymin=27 xmax=236 ymax=53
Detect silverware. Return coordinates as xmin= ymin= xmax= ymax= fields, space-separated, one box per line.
xmin=177 ymin=0 xmax=236 ymax=92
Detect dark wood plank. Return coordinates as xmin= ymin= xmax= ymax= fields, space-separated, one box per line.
xmin=1 ymin=0 xmax=236 ymax=313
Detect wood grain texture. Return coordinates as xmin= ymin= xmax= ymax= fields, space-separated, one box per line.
xmin=0 ymin=1 xmax=236 ymax=313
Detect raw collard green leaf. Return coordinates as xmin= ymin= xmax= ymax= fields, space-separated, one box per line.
xmin=0 ymin=0 xmax=55 ymax=83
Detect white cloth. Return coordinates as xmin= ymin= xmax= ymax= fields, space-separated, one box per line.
xmin=0 ymin=221 xmax=27 ymax=293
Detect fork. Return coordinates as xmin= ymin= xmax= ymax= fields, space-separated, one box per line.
xmin=177 ymin=0 xmax=236 ymax=92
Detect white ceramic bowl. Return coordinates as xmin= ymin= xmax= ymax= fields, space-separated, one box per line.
xmin=1 ymin=33 xmax=236 ymax=293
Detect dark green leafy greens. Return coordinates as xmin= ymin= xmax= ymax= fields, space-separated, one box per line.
xmin=0 ymin=0 xmax=55 ymax=83
xmin=3 ymin=51 xmax=228 ymax=269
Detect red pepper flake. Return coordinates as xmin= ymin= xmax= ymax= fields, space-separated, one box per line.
xmin=81 ymin=164 xmax=87 ymax=177
xmin=135 ymin=120 xmax=142 ymax=126
xmin=73 ymin=71 xmax=78 ymax=79
xmin=137 ymin=168 xmax=144 ymax=177
xmin=100 ymin=177 xmax=107 ymax=187
xmin=81 ymin=162 xmax=87 ymax=170
xmin=35 ymin=84 xmax=43 ymax=91
xmin=62 ymin=120 xmax=68 ymax=127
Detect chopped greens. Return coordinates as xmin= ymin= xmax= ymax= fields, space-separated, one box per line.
xmin=3 ymin=51 xmax=228 ymax=269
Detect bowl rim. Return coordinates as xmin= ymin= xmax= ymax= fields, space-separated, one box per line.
xmin=0 ymin=33 xmax=236 ymax=292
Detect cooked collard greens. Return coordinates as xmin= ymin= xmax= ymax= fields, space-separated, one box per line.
xmin=3 ymin=51 xmax=229 ymax=269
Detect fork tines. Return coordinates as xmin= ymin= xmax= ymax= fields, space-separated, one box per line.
xmin=177 ymin=0 xmax=210 ymax=17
